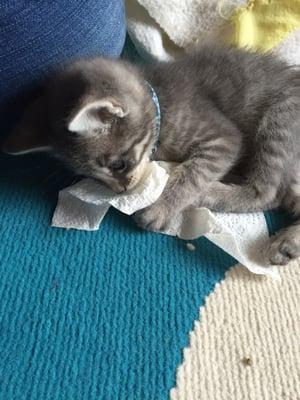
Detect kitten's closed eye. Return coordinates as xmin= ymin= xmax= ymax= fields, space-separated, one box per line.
xmin=109 ymin=160 xmax=127 ymax=172
xmin=96 ymin=158 xmax=131 ymax=173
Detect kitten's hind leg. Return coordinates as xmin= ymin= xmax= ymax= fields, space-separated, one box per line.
xmin=266 ymin=223 xmax=300 ymax=265
xmin=196 ymin=100 xmax=299 ymax=213
xmin=266 ymin=175 xmax=300 ymax=265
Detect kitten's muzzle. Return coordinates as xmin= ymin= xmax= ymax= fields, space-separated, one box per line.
xmin=118 ymin=175 xmax=137 ymax=192
xmin=111 ymin=161 xmax=149 ymax=193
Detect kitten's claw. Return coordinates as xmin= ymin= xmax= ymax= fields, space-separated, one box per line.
xmin=134 ymin=202 xmax=172 ymax=232
xmin=265 ymin=233 xmax=300 ymax=266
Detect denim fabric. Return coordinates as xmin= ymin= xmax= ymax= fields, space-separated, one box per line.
xmin=0 ymin=0 xmax=125 ymax=132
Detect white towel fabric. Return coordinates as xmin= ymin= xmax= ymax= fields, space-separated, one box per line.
xmin=275 ymin=27 xmax=300 ymax=66
xmin=126 ymin=0 xmax=300 ymax=65
xmin=126 ymin=0 xmax=247 ymax=60
xmin=52 ymin=161 xmax=279 ymax=278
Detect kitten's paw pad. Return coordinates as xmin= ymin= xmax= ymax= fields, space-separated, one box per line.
xmin=134 ymin=202 xmax=171 ymax=232
xmin=266 ymin=234 xmax=300 ymax=266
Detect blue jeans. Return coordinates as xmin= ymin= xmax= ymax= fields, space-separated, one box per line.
xmin=0 ymin=0 xmax=125 ymax=132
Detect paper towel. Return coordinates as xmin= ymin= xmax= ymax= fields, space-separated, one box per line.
xmin=52 ymin=162 xmax=279 ymax=278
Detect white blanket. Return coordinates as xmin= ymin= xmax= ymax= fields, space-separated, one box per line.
xmin=126 ymin=0 xmax=247 ymax=60
xmin=126 ymin=0 xmax=300 ymax=64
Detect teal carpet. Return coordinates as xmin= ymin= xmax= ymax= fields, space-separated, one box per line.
xmin=0 ymin=154 xmax=236 ymax=399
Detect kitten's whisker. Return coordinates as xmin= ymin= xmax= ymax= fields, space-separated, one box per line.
xmin=41 ymin=168 xmax=62 ymax=184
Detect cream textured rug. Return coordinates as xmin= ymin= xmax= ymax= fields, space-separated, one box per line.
xmin=170 ymin=261 xmax=300 ymax=399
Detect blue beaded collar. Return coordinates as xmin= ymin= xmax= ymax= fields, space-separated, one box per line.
xmin=147 ymin=82 xmax=161 ymax=156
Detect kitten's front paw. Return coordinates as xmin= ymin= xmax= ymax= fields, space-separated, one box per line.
xmin=134 ymin=201 xmax=172 ymax=232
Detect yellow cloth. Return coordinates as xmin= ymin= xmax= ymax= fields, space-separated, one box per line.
xmin=231 ymin=0 xmax=300 ymax=51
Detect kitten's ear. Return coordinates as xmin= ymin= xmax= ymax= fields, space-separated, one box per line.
xmin=68 ymin=99 xmax=128 ymax=134
xmin=2 ymin=97 xmax=52 ymax=155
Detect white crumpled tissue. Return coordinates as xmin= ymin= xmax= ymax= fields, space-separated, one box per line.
xmin=52 ymin=161 xmax=279 ymax=278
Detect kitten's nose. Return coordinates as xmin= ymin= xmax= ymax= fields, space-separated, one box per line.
xmin=118 ymin=175 xmax=134 ymax=191
xmin=118 ymin=175 xmax=132 ymax=186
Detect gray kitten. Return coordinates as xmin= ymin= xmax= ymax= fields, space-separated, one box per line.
xmin=3 ymin=46 xmax=300 ymax=266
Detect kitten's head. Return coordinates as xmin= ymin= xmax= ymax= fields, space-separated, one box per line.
xmin=3 ymin=58 xmax=157 ymax=192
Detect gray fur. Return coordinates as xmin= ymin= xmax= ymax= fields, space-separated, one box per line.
xmin=5 ymin=46 xmax=300 ymax=265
